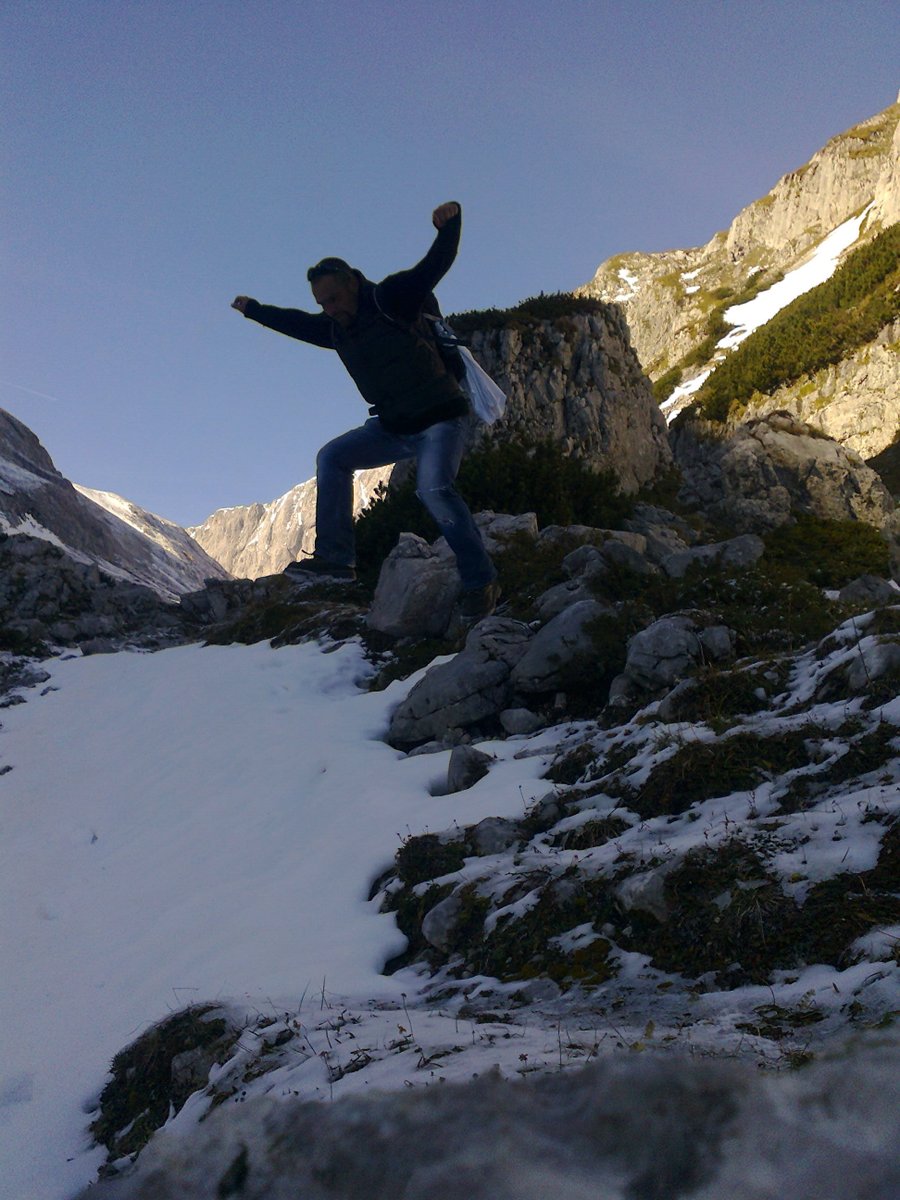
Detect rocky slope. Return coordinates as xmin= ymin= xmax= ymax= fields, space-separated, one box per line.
xmin=52 ymin=482 xmax=900 ymax=1199
xmin=576 ymin=96 xmax=900 ymax=455
xmin=0 ymin=408 xmax=230 ymax=601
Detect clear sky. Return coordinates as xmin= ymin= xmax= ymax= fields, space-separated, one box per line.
xmin=2 ymin=0 xmax=898 ymax=528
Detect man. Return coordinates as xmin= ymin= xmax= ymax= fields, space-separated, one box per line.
xmin=232 ymin=201 xmax=499 ymax=621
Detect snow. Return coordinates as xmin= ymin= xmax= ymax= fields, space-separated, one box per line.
xmin=717 ymin=205 xmax=874 ymax=352
xmin=0 ymin=459 xmax=49 ymax=497
xmin=611 ymin=267 xmax=638 ymax=302
xmin=0 ymin=640 xmax=551 ymax=1200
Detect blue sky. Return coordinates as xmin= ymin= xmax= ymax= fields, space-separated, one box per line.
xmin=2 ymin=0 xmax=898 ymax=527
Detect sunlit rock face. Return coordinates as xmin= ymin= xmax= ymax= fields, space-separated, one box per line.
xmin=0 ymin=408 xmax=229 ymax=600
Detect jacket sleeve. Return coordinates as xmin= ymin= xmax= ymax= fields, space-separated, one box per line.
xmin=242 ymin=300 xmax=334 ymax=349
xmin=377 ymin=208 xmax=462 ymax=320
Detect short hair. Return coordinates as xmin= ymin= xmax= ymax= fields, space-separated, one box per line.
xmin=307 ymin=257 xmax=354 ymax=283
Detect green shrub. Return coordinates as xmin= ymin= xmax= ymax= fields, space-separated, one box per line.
xmin=354 ymin=440 xmax=632 ymax=582
xmin=448 ymin=293 xmax=608 ymax=337
xmin=652 ymin=366 xmax=683 ymax=403
xmin=763 ymin=514 xmax=889 ymax=587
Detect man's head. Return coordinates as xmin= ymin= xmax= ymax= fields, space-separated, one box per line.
xmin=307 ymin=257 xmax=360 ymax=327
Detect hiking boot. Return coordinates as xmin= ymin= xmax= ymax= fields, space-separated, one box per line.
xmin=283 ymin=558 xmax=357 ymax=584
xmin=459 ymin=579 xmax=501 ymax=622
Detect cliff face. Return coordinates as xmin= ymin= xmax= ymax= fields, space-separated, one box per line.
xmin=463 ymin=306 xmax=672 ymax=493
xmin=188 ymin=467 xmax=391 ymax=579
xmin=577 ymin=99 xmax=900 ymax=381
xmin=0 ymin=408 xmax=229 ymax=600
xmin=745 ymin=317 xmax=900 ymax=457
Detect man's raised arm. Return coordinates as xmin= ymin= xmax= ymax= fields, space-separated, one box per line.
xmin=231 ymin=295 xmax=334 ymax=348
xmin=377 ymin=202 xmax=462 ymax=319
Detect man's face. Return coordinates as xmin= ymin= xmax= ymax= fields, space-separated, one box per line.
xmin=311 ymin=273 xmax=359 ymax=327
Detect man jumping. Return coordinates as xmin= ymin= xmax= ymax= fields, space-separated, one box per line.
xmin=232 ymin=201 xmax=499 ymax=621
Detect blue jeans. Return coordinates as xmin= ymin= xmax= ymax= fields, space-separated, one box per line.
xmin=315 ymin=416 xmax=496 ymax=590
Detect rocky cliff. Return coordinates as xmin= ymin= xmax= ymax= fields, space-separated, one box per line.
xmin=459 ymin=304 xmax=672 ymax=493
xmin=576 ymin=96 xmax=900 ymax=452
xmin=0 ymin=409 xmax=230 ymax=600
xmin=187 ymin=466 xmax=391 ymax=579
xmin=578 ymin=98 xmax=899 ymax=377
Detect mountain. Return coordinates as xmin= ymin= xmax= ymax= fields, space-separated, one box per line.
xmin=188 ymin=466 xmax=391 ymax=578
xmin=0 ymin=408 xmax=230 ymax=600
xmin=577 ymin=96 xmax=900 ymax=453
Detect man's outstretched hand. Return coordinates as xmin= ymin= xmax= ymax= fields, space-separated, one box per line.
xmin=231 ymin=296 xmax=254 ymax=313
xmin=432 ymin=202 xmax=461 ymax=229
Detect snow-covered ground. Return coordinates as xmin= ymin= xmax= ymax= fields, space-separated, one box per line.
xmin=0 ymin=640 xmax=553 ymax=1200
xmin=1 ymin=633 xmax=898 ymax=1198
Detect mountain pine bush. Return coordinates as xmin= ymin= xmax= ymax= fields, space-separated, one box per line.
xmin=354 ymin=440 xmax=631 ymax=581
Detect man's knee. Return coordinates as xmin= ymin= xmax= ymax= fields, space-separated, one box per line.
xmin=317 ymin=438 xmax=347 ymax=476
xmin=416 ymin=484 xmax=460 ymax=527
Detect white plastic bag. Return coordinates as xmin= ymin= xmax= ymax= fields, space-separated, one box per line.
xmin=460 ymin=347 xmax=506 ymax=425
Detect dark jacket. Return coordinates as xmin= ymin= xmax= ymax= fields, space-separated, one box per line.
xmin=243 ymin=211 xmax=469 ymax=435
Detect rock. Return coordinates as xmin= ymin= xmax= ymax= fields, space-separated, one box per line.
xmin=839 ymin=575 xmax=898 ymax=607
xmin=446 ymin=745 xmax=493 ymax=794
xmin=623 ymin=615 xmax=732 ymax=694
xmin=510 ymin=599 xmax=615 ymax=694
xmin=367 ymin=534 xmax=460 ymax=638
xmin=656 ymin=678 xmax=701 ymax=723
xmin=421 ymin=893 xmax=464 ymax=953
xmin=662 ymin=533 xmax=765 ymax=579
xmin=463 ymin=310 xmax=672 ymax=494
xmin=499 ymin=708 xmax=544 ymax=735
xmin=535 ymin=580 xmax=592 ymax=622
xmin=615 ymin=863 xmax=679 ymax=923
xmin=672 ymin=413 xmax=895 ymax=533
xmin=388 ymin=618 xmax=532 ymax=746
xmin=470 ymin=817 xmax=522 ymax=856
xmin=846 ymin=642 xmax=900 ymax=692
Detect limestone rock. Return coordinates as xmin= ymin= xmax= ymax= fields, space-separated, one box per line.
xmin=620 ymin=615 xmax=734 ymax=696
xmin=462 ymin=311 xmax=672 ymax=494
xmin=499 ymin=707 xmax=544 ymax=735
xmin=510 ymin=599 xmax=614 ymax=694
xmin=388 ymin=618 xmax=532 ymax=746
xmin=662 ymin=533 xmax=765 ymax=579
xmin=838 ymin=575 xmax=898 ymax=607
xmin=421 ymin=893 xmax=464 ymax=953
xmin=446 ymin=745 xmax=493 ymax=794
xmin=367 ymin=534 xmax=460 ymax=638
xmin=672 ymin=413 xmax=895 ymax=533
xmin=469 ymin=816 xmax=522 ymax=855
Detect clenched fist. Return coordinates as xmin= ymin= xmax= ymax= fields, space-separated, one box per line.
xmin=432 ymin=202 xmax=461 ymax=230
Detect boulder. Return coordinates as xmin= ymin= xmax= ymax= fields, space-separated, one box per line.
xmin=618 ymin=615 xmax=734 ymax=695
xmin=662 ymin=534 xmax=765 ymax=579
xmin=367 ymin=534 xmax=461 ymax=638
xmin=446 ymin=745 xmax=493 ymax=794
xmin=388 ymin=618 xmax=532 ymax=746
xmin=838 ymin=575 xmax=898 ymax=607
xmin=510 ymin=599 xmax=615 ymax=694
xmin=672 ymin=412 xmax=896 ymax=533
